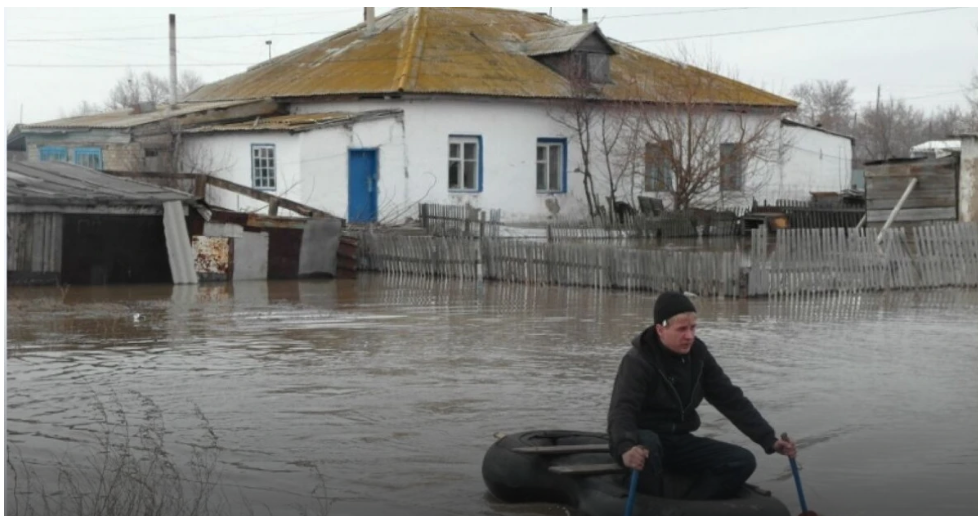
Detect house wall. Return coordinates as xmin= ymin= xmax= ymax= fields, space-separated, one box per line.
xmin=293 ymin=98 xmax=842 ymax=221
xmin=766 ymin=125 xmax=853 ymax=204
xmin=182 ymin=97 xmax=846 ymax=224
xmin=180 ymin=133 xmax=302 ymax=215
xmin=182 ymin=116 xmax=405 ymax=221
xmin=24 ymin=132 xmax=142 ymax=171
xmin=960 ymin=137 xmax=977 ymax=223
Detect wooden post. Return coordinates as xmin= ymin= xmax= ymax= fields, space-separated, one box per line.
xmin=193 ymin=174 xmax=208 ymax=199
xmin=877 ymin=177 xmax=918 ymax=244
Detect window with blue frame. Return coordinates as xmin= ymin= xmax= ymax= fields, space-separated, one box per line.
xmin=39 ymin=146 xmax=69 ymax=162
xmin=448 ymin=136 xmax=481 ymax=192
xmin=252 ymin=144 xmax=276 ymax=190
xmin=74 ymin=147 xmax=103 ymax=170
xmin=536 ymin=138 xmax=567 ymax=193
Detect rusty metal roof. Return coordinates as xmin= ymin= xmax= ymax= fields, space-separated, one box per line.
xmin=7 ymin=161 xmax=195 ymax=207
xmin=186 ymin=7 xmax=795 ymax=108
xmin=184 ymin=109 xmax=402 ymax=134
xmin=524 ymin=23 xmax=610 ymax=57
xmin=20 ymin=100 xmax=262 ymax=131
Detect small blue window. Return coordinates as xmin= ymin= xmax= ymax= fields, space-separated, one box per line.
xmin=536 ymin=138 xmax=567 ymax=193
xmin=74 ymin=147 xmax=103 ymax=170
xmin=39 ymin=146 xmax=69 ymax=162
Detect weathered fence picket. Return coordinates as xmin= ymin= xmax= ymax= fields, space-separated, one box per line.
xmin=358 ymin=222 xmax=978 ymax=298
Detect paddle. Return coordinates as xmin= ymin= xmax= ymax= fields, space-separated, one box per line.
xmin=781 ymin=432 xmax=817 ymax=516
xmin=624 ymin=468 xmax=640 ymax=516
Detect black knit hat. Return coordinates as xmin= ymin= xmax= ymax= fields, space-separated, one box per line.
xmin=653 ymin=291 xmax=697 ymax=326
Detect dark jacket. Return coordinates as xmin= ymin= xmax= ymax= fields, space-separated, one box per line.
xmin=607 ymin=326 xmax=778 ymax=462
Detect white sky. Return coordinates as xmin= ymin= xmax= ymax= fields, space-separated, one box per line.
xmin=3 ymin=6 xmax=977 ymax=130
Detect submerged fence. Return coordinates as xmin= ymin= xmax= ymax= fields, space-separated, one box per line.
xmin=358 ymin=221 xmax=978 ymax=298
xmin=748 ymin=223 xmax=978 ymax=297
xmin=359 ymin=232 xmax=743 ymax=297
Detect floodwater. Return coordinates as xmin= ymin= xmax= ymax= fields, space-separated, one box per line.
xmin=5 ymin=276 xmax=978 ymax=516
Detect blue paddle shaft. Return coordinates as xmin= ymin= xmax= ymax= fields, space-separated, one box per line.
xmin=788 ymin=457 xmax=809 ymax=513
xmin=624 ymin=469 xmax=640 ymax=516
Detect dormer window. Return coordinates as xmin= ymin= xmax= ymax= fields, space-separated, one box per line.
xmin=525 ymin=23 xmax=616 ymax=85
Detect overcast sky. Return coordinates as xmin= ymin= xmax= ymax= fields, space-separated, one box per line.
xmin=4 ymin=6 xmax=977 ymax=130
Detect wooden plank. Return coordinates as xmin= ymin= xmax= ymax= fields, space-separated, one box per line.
xmin=513 ymin=445 xmax=609 ymax=454
xmin=866 ymin=207 xmax=958 ymax=223
xmin=549 ymin=463 xmax=623 ymax=475
xmin=867 ymin=196 xmax=956 ymax=211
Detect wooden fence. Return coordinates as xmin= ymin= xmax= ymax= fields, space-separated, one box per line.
xmin=773 ymin=200 xmax=865 ymax=229
xmin=418 ymin=203 xmax=502 ymax=238
xmin=547 ymin=209 xmax=744 ymax=242
xmin=358 ymin=222 xmax=978 ymax=298
xmin=358 ymin=231 xmax=743 ymax=297
xmin=748 ymin=222 xmax=978 ymax=297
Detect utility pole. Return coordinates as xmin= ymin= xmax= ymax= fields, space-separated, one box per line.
xmin=169 ymin=14 xmax=178 ymax=106
xmin=266 ymin=40 xmax=272 ymax=60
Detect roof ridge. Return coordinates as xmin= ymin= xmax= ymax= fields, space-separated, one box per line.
xmin=395 ymin=7 xmax=427 ymax=92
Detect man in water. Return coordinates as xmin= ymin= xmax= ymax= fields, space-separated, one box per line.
xmin=607 ymin=291 xmax=797 ymax=500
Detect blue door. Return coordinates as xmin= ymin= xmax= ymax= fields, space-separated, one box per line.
xmin=348 ymin=149 xmax=378 ymax=223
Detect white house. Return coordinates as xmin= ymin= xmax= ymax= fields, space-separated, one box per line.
xmin=177 ymin=7 xmax=852 ymax=223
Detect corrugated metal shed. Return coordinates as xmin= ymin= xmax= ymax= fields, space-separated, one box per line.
xmin=19 ymin=100 xmax=261 ymax=130
xmin=184 ymin=109 xmax=402 ymax=134
xmin=185 ymin=7 xmax=796 ymax=108
xmin=7 ymin=161 xmax=194 ymax=209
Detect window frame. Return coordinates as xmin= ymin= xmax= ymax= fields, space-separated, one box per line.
xmin=644 ymin=140 xmax=674 ymax=193
xmin=719 ymin=142 xmax=745 ymax=192
xmin=447 ymin=135 xmax=482 ymax=193
xmin=251 ymin=143 xmax=277 ymax=191
xmin=73 ymin=147 xmax=103 ymax=170
xmin=536 ymin=138 xmax=568 ymax=194
xmin=39 ymin=146 xmax=69 ymax=162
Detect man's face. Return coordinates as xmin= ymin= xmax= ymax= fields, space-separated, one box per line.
xmin=656 ymin=312 xmax=697 ymax=354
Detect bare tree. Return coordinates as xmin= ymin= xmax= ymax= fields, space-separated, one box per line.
xmin=855 ymin=97 xmax=926 ymax=161
xmin=141 ymin=71 xmax=171 ymax=104
xmin=545 ymin=70 xmax=603 ymax=218
xmin=178 ymin=71 xmax=205 ymax=100
xmin=789 ymin=79 xmax=855 ymax=135
xmin=103 ymin=69 xmax=206 ymax=110
xmin=632 ymin=48 xmax=788 ymax=211
xmin=106 ymin=69 xmax=143 ymax=110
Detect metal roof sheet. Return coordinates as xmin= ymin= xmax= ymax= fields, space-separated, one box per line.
xmin=184 ymin=109 xmax=402 ymax=134
xmin=20 ymin=100 xmax=261 ymax=131
xmin=524 ymin=24 xmax=604 ymax=57
xmin=7 ymin=161 xmax=195 ymax=207
xmin=185 ymin=7 xmax=796 ymax=108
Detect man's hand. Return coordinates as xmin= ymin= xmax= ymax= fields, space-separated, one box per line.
xmin=773 ymin=435 xmax=797 ymax=459
xmin=622 ymin=445 xmax=649 ymax=470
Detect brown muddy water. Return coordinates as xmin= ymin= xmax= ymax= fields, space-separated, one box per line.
xmin=6 ymin=277 xmax=978 ymax=516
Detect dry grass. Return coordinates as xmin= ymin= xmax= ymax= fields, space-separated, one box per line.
xmin=5 ymin=391 xmax=331 ymax=516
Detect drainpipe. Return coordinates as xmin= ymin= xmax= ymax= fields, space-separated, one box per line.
xmin=582 ymin=8 xmax=588 ymax=24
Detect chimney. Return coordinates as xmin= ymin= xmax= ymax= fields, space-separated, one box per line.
xmin=364 ymin=7 xmax=376 ymax=34
xmin=169 ymin=14 xmax=177 ymax=106
xmin=582 ymin=8 xmax=588 ymax=25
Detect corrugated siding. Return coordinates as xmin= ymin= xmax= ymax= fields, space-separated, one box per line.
xmin=7 ymin=213 xmax=63 ymax=273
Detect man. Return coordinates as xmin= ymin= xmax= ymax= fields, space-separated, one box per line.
xmin=607 ymin=291 xmax=797 ymax=500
